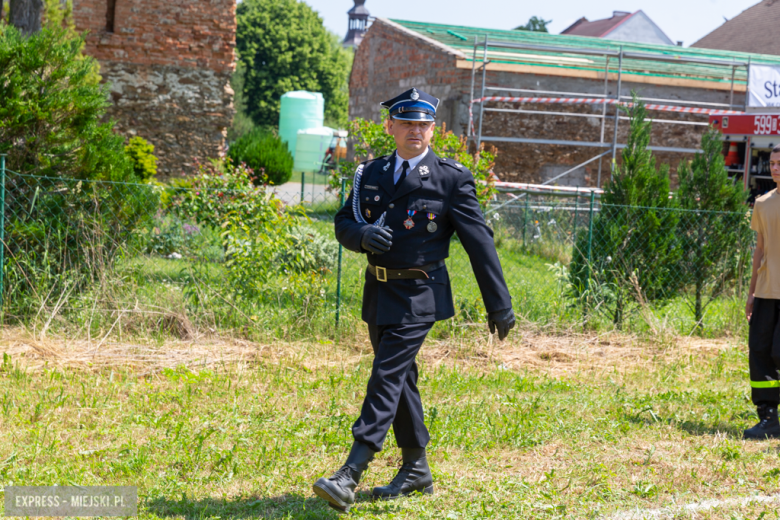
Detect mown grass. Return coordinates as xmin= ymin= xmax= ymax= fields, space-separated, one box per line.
xmin=0 ymin=332 xmax=778 ymax=519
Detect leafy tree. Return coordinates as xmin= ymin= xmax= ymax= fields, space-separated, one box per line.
xmin=236 ymin=0 xmax=351 ymax=128
xmin=514 ymin=16 xmax=551 ymax=32
xmin=676 ymin=128 xmax=749 ymax=331
xmin=569 ymin=94 xmax=681 ymax=328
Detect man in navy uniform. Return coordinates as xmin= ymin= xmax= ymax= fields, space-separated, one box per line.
xmin=313 ymin=88 xmax=515 ymax=512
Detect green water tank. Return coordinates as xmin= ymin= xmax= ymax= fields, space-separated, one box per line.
xmin=294 ymin=127 xmax=335 ymax=174
xmin=279 ymin=91 xmax=324 ymax=158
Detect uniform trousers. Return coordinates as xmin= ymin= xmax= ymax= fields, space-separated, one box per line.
xmin=351 ymin=322 xmax=433 ymax=452
xmin=748 ymin=297 xmax=780 ymax=405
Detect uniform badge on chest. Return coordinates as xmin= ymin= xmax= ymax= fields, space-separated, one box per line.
xmin=404 ymin=210 xmax=417 ymax=229
xmin=427 ymin=212 xmax=437 ymax=232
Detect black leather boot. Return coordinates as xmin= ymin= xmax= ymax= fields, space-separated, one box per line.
xmin=371 ymin=448 xmax=434 ymax=500
xmin=313 ymin=441 xmax=375 ymax=512
xmin=744 ymin=404 xmax=780 ymax=440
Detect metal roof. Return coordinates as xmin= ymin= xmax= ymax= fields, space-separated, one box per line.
xmin=388 ymin=18 xmax=780 ymax=88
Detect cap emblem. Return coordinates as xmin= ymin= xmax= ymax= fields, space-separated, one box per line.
xmin=411 ymin=89 xmax=420 ymax=101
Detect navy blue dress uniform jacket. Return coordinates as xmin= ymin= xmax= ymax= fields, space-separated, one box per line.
xmin=334 ymin=148 xmax=512 ymax=326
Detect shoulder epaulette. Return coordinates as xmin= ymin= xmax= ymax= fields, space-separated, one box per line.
xmin=361 ymin=155 xmax=391 ymax=171
xmin=438 ymin=157 xmax=464 ymax=171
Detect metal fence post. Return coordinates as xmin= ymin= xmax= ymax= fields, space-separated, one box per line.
xmin=573 ymin=187 xmax=579 ymax=233
xmin=300 ymin=172 xmax=305 ymax=204
xmin=336 ymin=177 xmax=346 ymax=329
xmin=0 ymin=155 xmax=5 ymax=314
xmin=522 ymin=195 xmax=529 ymax=249
xmin=585 ymin=190 xmax=595 ymax=295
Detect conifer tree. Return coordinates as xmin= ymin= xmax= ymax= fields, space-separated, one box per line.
xmin=676 ymin=128 xmax=749 ymax=330
xmin=569 ymin=93 xmax=681 ymax=327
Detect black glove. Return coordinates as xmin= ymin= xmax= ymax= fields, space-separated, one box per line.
xmin=487 ymin=308 xmax=516 ymax=341
xmin=361 ymin=226 xmax=393 ymax=255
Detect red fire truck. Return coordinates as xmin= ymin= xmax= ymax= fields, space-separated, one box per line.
xmin=709 ymin=113 xmax=780 ymax=203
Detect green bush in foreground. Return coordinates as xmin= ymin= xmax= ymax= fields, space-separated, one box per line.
xmin=228 ymin=127 xmax=293 ymax=186
xmin=0 ymin=26 xmax=152 ymax=320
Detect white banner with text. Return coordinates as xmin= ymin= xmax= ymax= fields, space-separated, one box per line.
xmin=749 ymin=65 xmax=780 ymax=108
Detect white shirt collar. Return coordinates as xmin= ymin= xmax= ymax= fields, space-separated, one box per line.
xmin=394 ymin=147 xmax=429 ymax=176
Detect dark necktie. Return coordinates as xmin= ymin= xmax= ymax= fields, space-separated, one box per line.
xmin=396 ymin=160 xmax=410 ymax=187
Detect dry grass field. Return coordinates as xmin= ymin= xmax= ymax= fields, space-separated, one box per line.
xmin=0 ymin=326 xmax=778 ymax=519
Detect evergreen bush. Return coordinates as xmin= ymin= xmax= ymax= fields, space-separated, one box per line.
xmin=676 ymin=127 xmax=750 ymax=331
xmin=228 ymin=127 xmax=293 ymax=186
xmin=569 ymin=94 xmax=681 ymax=328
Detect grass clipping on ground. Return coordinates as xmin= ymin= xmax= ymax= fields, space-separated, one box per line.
xmin=0 ymin=327 xmax=777 ymax=520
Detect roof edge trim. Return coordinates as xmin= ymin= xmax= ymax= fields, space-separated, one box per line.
xmin=379 ymin=18 xmax=467 ymax=59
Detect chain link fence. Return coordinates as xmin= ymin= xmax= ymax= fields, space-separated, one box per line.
xmin=0 ymin=160 xmax=755 ymax=339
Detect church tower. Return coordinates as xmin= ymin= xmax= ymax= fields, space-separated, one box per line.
xmin=343 ymin=0 xmax=370 ymax=48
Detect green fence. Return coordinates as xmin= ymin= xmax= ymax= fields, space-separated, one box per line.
xmin=0 ymin=160 xmax=755 ymax=339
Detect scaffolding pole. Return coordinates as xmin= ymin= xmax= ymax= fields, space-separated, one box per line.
xmin=611 ymin=47 xmax=624 ymax=176
xmin=476 ymin=34 xmax=488 ymax=150
xmin=598 ymin=56 xmax=610 ymax=187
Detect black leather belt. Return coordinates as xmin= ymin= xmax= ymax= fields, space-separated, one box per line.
xmin=368 ymin=260 xmax=445 ymax=282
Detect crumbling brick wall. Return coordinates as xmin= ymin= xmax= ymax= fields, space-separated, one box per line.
xmin=351 ymin=19 xmax=744 ymax=186
xmin=73 ymin=0 xmax=236 ymax=175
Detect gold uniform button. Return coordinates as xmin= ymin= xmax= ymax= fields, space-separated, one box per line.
xmin=389 ymin=204 xmax=395 ymax=209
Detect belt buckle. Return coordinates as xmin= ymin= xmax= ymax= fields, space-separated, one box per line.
xmin=376 ymin=266 xmax=387 ymax=282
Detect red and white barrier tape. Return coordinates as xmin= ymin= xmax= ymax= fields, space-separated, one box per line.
xmin=468 ymin=96 xmax=744 ymax=136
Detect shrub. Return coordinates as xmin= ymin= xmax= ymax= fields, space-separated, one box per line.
xmin=125 ymin=136 xmax=158 ymax=182
xmin=172 ymin=159 xmax=332 ymax=304
xmin=277 ymin=225 xmax=338 ymax=274
xmin=228 ymin=127 xmax=293 ymax=186
xmin=172 ymin=159 xmax=278 ymax=229
xmin=569 ymin=95 xmax=681 ymax=328
xmin=0 ymin=26 xmax=151 ymax=318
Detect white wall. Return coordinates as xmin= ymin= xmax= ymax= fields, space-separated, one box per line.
xmin=605 ymin=12 xmax=674 ymax=46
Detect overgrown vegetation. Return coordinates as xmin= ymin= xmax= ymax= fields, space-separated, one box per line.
xmin=0 ymin=26 xmax=133 ymax=181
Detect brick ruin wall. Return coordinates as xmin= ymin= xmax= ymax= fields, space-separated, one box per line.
xmin=73 ymin=0 xmax=236 ymax=176
xmin=351 ymin=21 xmax=745 ymax=187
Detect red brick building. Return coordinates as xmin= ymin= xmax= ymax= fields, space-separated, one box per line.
xmin=73 ymin=0 xmax=236 ymax=175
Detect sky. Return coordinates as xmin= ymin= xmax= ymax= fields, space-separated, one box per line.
xmin=303 ymin=0 xmax=762 ymax=47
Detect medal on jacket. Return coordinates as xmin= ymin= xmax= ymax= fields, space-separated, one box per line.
xmin=427 ymin=213 xmax=437 ymax=232
xmin=404 ymin=210 xmax=416 ymax=229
